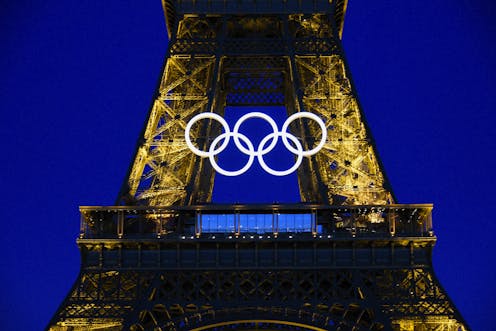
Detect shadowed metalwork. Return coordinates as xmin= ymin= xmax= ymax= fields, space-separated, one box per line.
xmin=47 ymin=1 xmax=469 ymax=330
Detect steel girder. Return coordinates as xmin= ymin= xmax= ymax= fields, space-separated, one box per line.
xmin=48 ymin=244 xmax=465 ymax=330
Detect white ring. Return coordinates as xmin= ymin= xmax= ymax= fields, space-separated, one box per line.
xmin=184 ymin=111 xmax=327 ymax=176
xmin=185 ymin=112 xmax=230 ymax=158
xmin=281 ymin=112 xmax=327 ymax=156
xmin=257 ymin=132 xmax=304 ymax=176
xmin=232 ymin=112 xmax=279 ymax=155
xmin=209 ymin=132 xmax=255 ymax=177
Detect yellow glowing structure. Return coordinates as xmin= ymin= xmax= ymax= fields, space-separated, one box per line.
xmin=47 ymin=1 xmax=469 ymax=330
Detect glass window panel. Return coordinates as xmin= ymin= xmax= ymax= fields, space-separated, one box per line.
xmin=289 ymin=214 xmax=296 ymax=232
xmin=295 ymin=214 xmax=303 ymax=231
xmin=200 ymin=213 xmax=313 ymax=233
xmin=218 ymin=214 xmax=227 ymax=232
xmin=278 ymin=214 xmax=288 ymax=232
xmin=201 ymin=215 xmax=210 ymax=232
xmin=264 ymin=214 xmax=272 ymax=233
xmin=239 ymin=214 xmax=247 ymax=232
xmin=231 ymin=214 xmax=238 ymax=232
xmin=253 ymin=215 xmax=260 ymax=233
xmin=209 ymin=214 xmax=216 ymax=232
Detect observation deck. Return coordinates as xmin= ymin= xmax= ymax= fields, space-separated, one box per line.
xmin=78 ymin=204 xmax=435 ymax=271
xmin=80 ymin=204 xmax=433 ymax=240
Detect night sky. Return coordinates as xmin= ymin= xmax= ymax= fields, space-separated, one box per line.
xmin=1 ymin=1 xmax=495 ymax=330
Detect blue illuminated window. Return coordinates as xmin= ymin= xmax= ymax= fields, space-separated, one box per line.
xmin=278 ymin=213 xmax=312 ymax=232
xmin=200 ymin=213 xmax=314 ymax=234
xmin=239 ymin=214 xmax=272 ymax=233
xmin=201 ymin=214 xmax=236 ymax=233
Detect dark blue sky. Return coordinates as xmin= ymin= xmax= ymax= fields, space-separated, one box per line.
xmin=1 ymin=1 xmax=495 ymax=330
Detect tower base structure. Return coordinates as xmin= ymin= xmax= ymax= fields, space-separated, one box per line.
xmin=48 ymin=205 xmax=468 ymax=330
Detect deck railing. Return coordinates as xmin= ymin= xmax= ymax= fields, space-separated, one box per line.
xmin=79 ymin=204 xmax=433 ymax=240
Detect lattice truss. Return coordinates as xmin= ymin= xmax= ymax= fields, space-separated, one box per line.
xmin=125 ymin=55 xmax=215 ymax=206
xmin=50 ymin=268 xmax=463 ymax=331
xmin=122 ymin=14 xmax=394 ymax=206
xmin=295 ymin=55 xmax=392 ymax=205
xmin=124 ymin=16 xmax=224 ymax=206
xmin=287 ymin=14 xmax=392 ymax=205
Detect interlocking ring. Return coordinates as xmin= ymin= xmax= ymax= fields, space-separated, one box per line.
xmin=184 ymin=112 xmax=327 ymax=176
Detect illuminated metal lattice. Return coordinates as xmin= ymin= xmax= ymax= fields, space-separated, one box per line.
xmin=119 ymin=4 xmax=393 ymax=206
xmin=47 ymin=1 xmax=469 ymax=330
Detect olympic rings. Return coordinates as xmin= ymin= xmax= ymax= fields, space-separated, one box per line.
xmin=184 ymin=112 xmax=327 ymax=176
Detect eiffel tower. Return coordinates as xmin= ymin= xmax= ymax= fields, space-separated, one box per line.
xmin=47 ymin=1 xmax=469 ymax=330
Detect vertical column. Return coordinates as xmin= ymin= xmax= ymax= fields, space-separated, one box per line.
xmin=288 ymin=13 xmax=393 ymax=205
xmin=122 ymin=15 xmax=223 ymax=206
